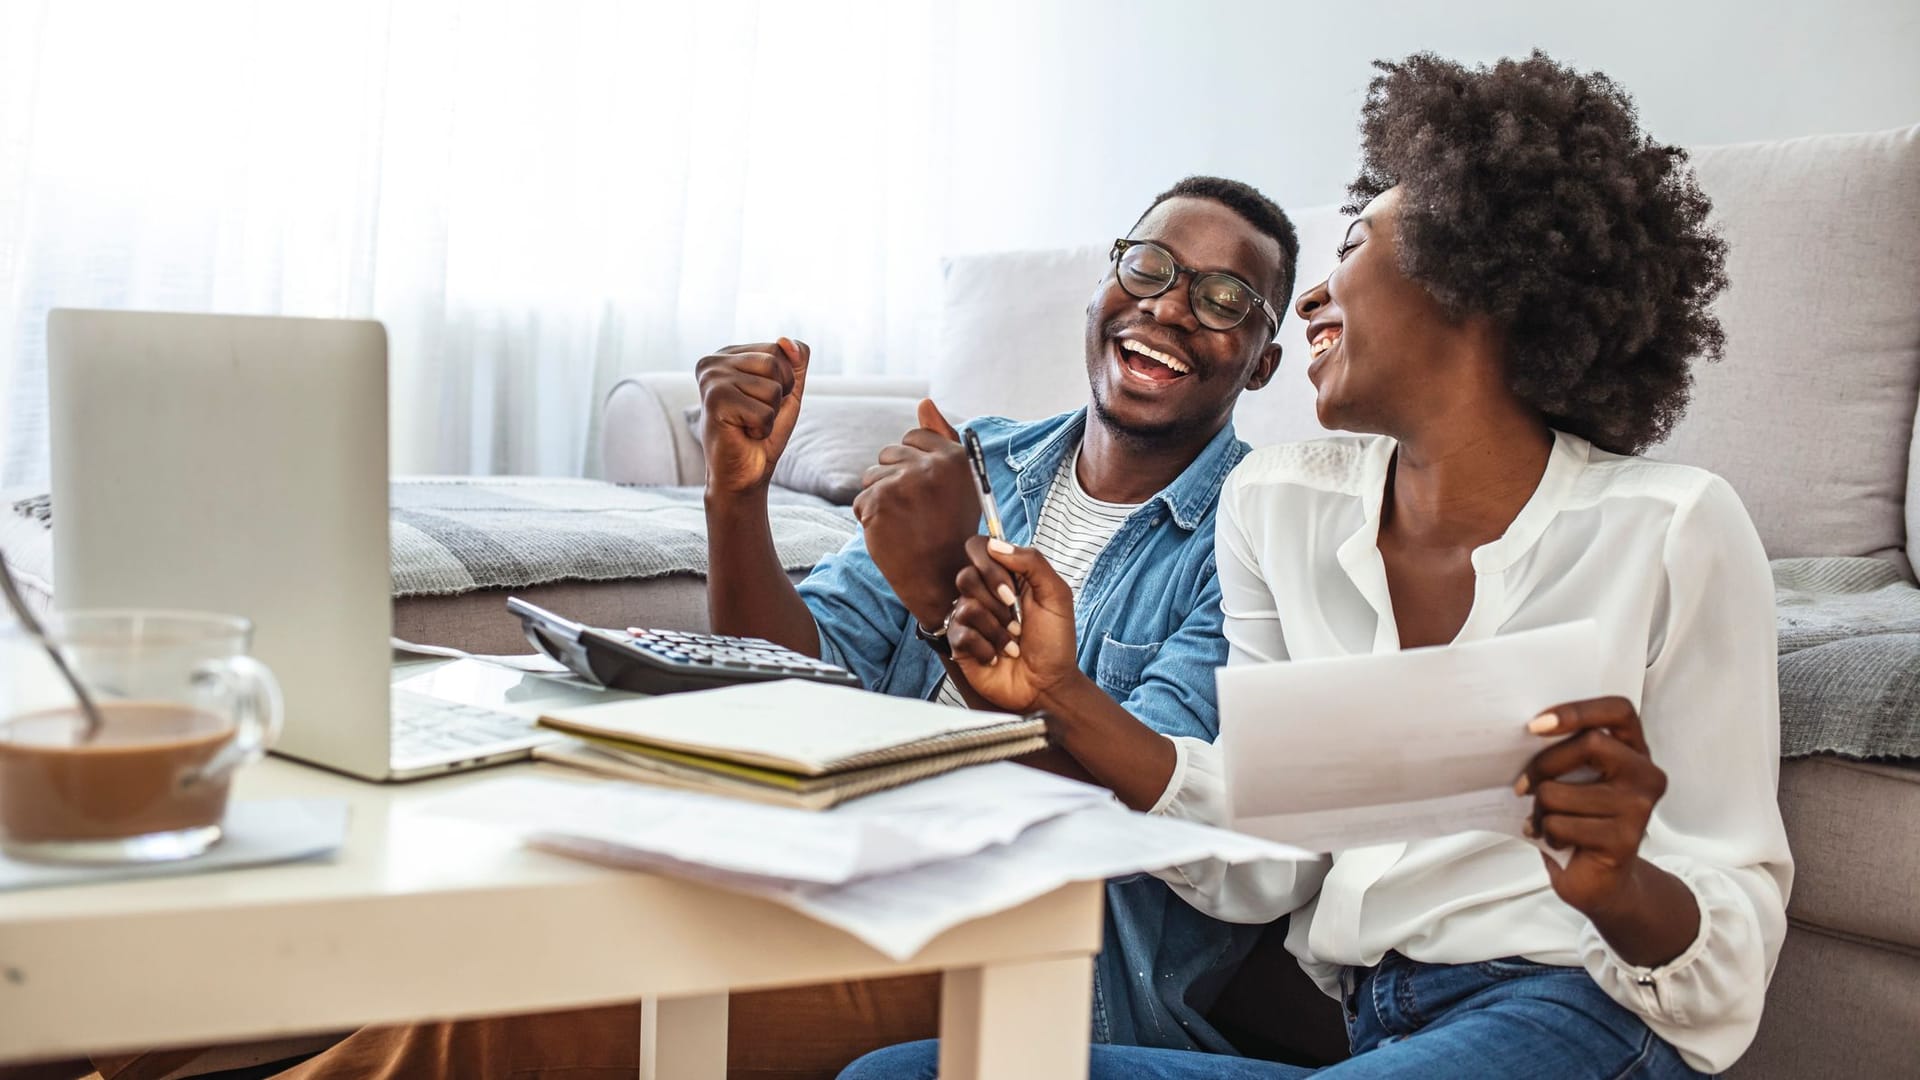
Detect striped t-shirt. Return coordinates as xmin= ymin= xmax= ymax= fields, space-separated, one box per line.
xmin=933 ymin=442 xmax=1141 ymax=706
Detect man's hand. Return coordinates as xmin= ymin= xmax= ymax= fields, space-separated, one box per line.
xmin=695 ymin=338 xmax=809 ymax=496
xmin=1518 ymin=695 xmax=1701 ymax=967
xmin=850 ymin=399 xmax=982 ymax=628
xmin=946 ymin=538 xmax=1078 ymax=713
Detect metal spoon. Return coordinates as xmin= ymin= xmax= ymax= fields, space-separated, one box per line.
xmin=0 ymin=546 xmax=104 ymax=742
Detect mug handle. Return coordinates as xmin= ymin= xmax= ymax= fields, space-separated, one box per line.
xmin=182 ymin=656 xmax=284 ymax=788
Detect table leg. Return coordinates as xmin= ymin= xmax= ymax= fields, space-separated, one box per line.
xmin=639 ymin=992 xmax=727 ymax=1080
xmin=937 ymin=954 xmax=1093 ymax=1080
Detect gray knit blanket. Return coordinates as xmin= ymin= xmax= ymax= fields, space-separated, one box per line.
xmin=8 ymin=478 xmax=859 ymax=598
xmin=1772 ymin=557 xmax=1920 ymax=760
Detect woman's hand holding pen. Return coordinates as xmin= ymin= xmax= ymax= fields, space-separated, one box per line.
xmin=946 ymin=537 xmax=1077 ymax=713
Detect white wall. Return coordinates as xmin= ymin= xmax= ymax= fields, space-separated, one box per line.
xmin=932 ymin=0 xmax=1920 ymax=256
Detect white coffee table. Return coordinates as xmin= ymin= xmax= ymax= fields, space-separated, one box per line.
xmin=0 ymin=757 xmax=1103 ymax=1079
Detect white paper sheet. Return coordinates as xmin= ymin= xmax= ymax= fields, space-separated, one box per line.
xmin=1218 ymin=620 xmax=1605 ymax=852
xmin=535 ymin=804 xmax=1316 ymax=960
xmin=391 ymin=636 xmax=572 ymax=675
xmin=414 ymin=762 xmax=1112 ymax=886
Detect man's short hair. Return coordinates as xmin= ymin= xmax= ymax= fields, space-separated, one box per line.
xmin=1133 ymin=176 xmax=1300 ymax=308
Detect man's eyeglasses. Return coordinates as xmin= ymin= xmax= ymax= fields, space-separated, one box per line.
xmin=1109 ymin=239 xmax=1280 ymax=337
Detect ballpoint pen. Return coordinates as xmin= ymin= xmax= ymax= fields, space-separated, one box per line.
xmin=961 ymin=428 xmax=1020 ymax=624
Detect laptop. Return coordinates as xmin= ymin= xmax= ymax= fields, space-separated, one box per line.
xmin=46 ymin=309 xmax=589 ymax=780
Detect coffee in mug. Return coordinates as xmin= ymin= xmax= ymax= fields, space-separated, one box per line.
xmin=0 ymin=611 xmax=281 ymax=863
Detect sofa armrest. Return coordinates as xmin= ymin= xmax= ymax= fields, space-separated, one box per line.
xmin=600 ymin=372 xmax=932 ymax=486
xmin=602 ymin=373 xmax=704 ymax=485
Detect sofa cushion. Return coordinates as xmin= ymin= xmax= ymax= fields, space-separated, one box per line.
xmin=1649 ymin=125 xmax=1920 ymax=576
xmin=1776 ymin=755 xmax=1920 ymax=949
xmin=395 ymin=576 xmax=733 ymax=653
xmin=683 ymin=395 xmax=922 ymax=505
xmin=929 ymin=245 xmax=1109 ymax=425
xmin=1730 ymin=922 xmax=1920 ymax=1079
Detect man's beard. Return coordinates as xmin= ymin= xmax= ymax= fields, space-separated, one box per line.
xmin=1087 ymin=376 xmax=1203 ymax=446
xmin=1085 ymin=315 xmax=1234 ymax=446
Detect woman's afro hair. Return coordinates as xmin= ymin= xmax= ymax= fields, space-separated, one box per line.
xmin=1348 ymin=50 xmax=1729 ymax=454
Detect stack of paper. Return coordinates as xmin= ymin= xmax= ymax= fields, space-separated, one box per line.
xmin=422 ymin=763 xmax=1112 ymax=884
xmin=533 ymin=680 xmax=1047 ymax=809
xmin=417 ymin=763 xmax=1314 ymax=959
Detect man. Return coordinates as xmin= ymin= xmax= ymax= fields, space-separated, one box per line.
xmin=697 ymin=174 xmax=1297 ymax=1053
xmin=92 ymin=175 xmax=1296 ymax=1079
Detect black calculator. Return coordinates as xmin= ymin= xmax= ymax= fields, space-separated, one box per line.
xmin=506 ymin=596 xmax=862 ymax=695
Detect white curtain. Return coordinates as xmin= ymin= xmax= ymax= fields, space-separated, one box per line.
xmin=0 ymin=0 xmax=951 ymax=486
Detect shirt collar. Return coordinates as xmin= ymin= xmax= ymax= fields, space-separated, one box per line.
xmin=1342 ymin=428 xmax=1592 ymax=574
xmin=1005 ymin=408 xmax=1248 ymax=531
xmin=1468 ymin=429 xmax=1590 ymax=573
xmin=1335 ymin=429 xmax=1592 ymax=651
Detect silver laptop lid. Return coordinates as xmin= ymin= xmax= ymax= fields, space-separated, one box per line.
xmin=47 ymin=310 xmax=393 ymax=779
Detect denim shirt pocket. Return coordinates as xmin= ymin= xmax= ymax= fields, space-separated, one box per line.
xmin=1094 ymin=634 xmax=1164 ymax=697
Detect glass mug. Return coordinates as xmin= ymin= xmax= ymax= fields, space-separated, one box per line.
xmin=0 ymin=610 xmax=283 ymax=864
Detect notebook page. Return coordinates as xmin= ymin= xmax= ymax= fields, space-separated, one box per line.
xmin=539 ymin=679 xmax=1032 ymax=774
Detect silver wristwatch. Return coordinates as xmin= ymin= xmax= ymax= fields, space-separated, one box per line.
xmin=912 ymin=601 xmax=959 ymax=658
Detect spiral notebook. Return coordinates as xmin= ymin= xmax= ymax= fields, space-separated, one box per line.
xmin=534 ymin=679 xmax=1048 ymax=805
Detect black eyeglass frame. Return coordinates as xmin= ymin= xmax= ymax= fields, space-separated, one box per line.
xmin=1109 ymin=238 xmax=1282 ymax=338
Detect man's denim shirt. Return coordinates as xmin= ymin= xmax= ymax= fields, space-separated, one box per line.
xmin=798 ymin=408 xmax=1257 ymax=1053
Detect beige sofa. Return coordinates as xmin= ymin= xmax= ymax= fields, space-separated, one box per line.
xmin=596 ymin=125 xmax=1920 ymax=1078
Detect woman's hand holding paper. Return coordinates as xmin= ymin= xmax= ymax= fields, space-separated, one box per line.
xmin=1517 ymin=695 xmax=1701 ymax=967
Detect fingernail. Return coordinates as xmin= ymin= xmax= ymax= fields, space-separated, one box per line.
xmin=1008 ymin=620 xmax=1021 ymax=637
xmin=1527 ymin=712 xmax=1559 ymax=734
xmin=988 ymin=538 xmax=1015 ymax=555
xmin=1522 ymin=820 xmax=1536 ymax=838
xmin=996 ymin=584 xmax=1017 ymax=607
xmin=1513 ymin=775 xmax=1529 ymax=796
xmin=1005 ymin=641 xmax=1020 ymax=658
xmin=990 ymin=654 xmax=999 ymax=667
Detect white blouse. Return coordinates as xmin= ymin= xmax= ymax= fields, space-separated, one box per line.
xmin=1150 ymin=431 xmax=1793 ymax=1075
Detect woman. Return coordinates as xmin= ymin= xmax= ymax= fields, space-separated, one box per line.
xmin=844 ymin=51 xmax=1790 ymax=1079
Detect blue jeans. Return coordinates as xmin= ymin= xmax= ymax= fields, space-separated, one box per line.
xmin=836 ymin=954 xmax=1711 ymax=1079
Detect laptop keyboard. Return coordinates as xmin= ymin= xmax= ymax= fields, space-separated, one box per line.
xmin=390 ymin=690 xmax=549 ymax=763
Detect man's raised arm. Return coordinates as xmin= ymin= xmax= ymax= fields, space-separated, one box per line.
xmin=697 ymin=337 xmax=822 ymax=656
